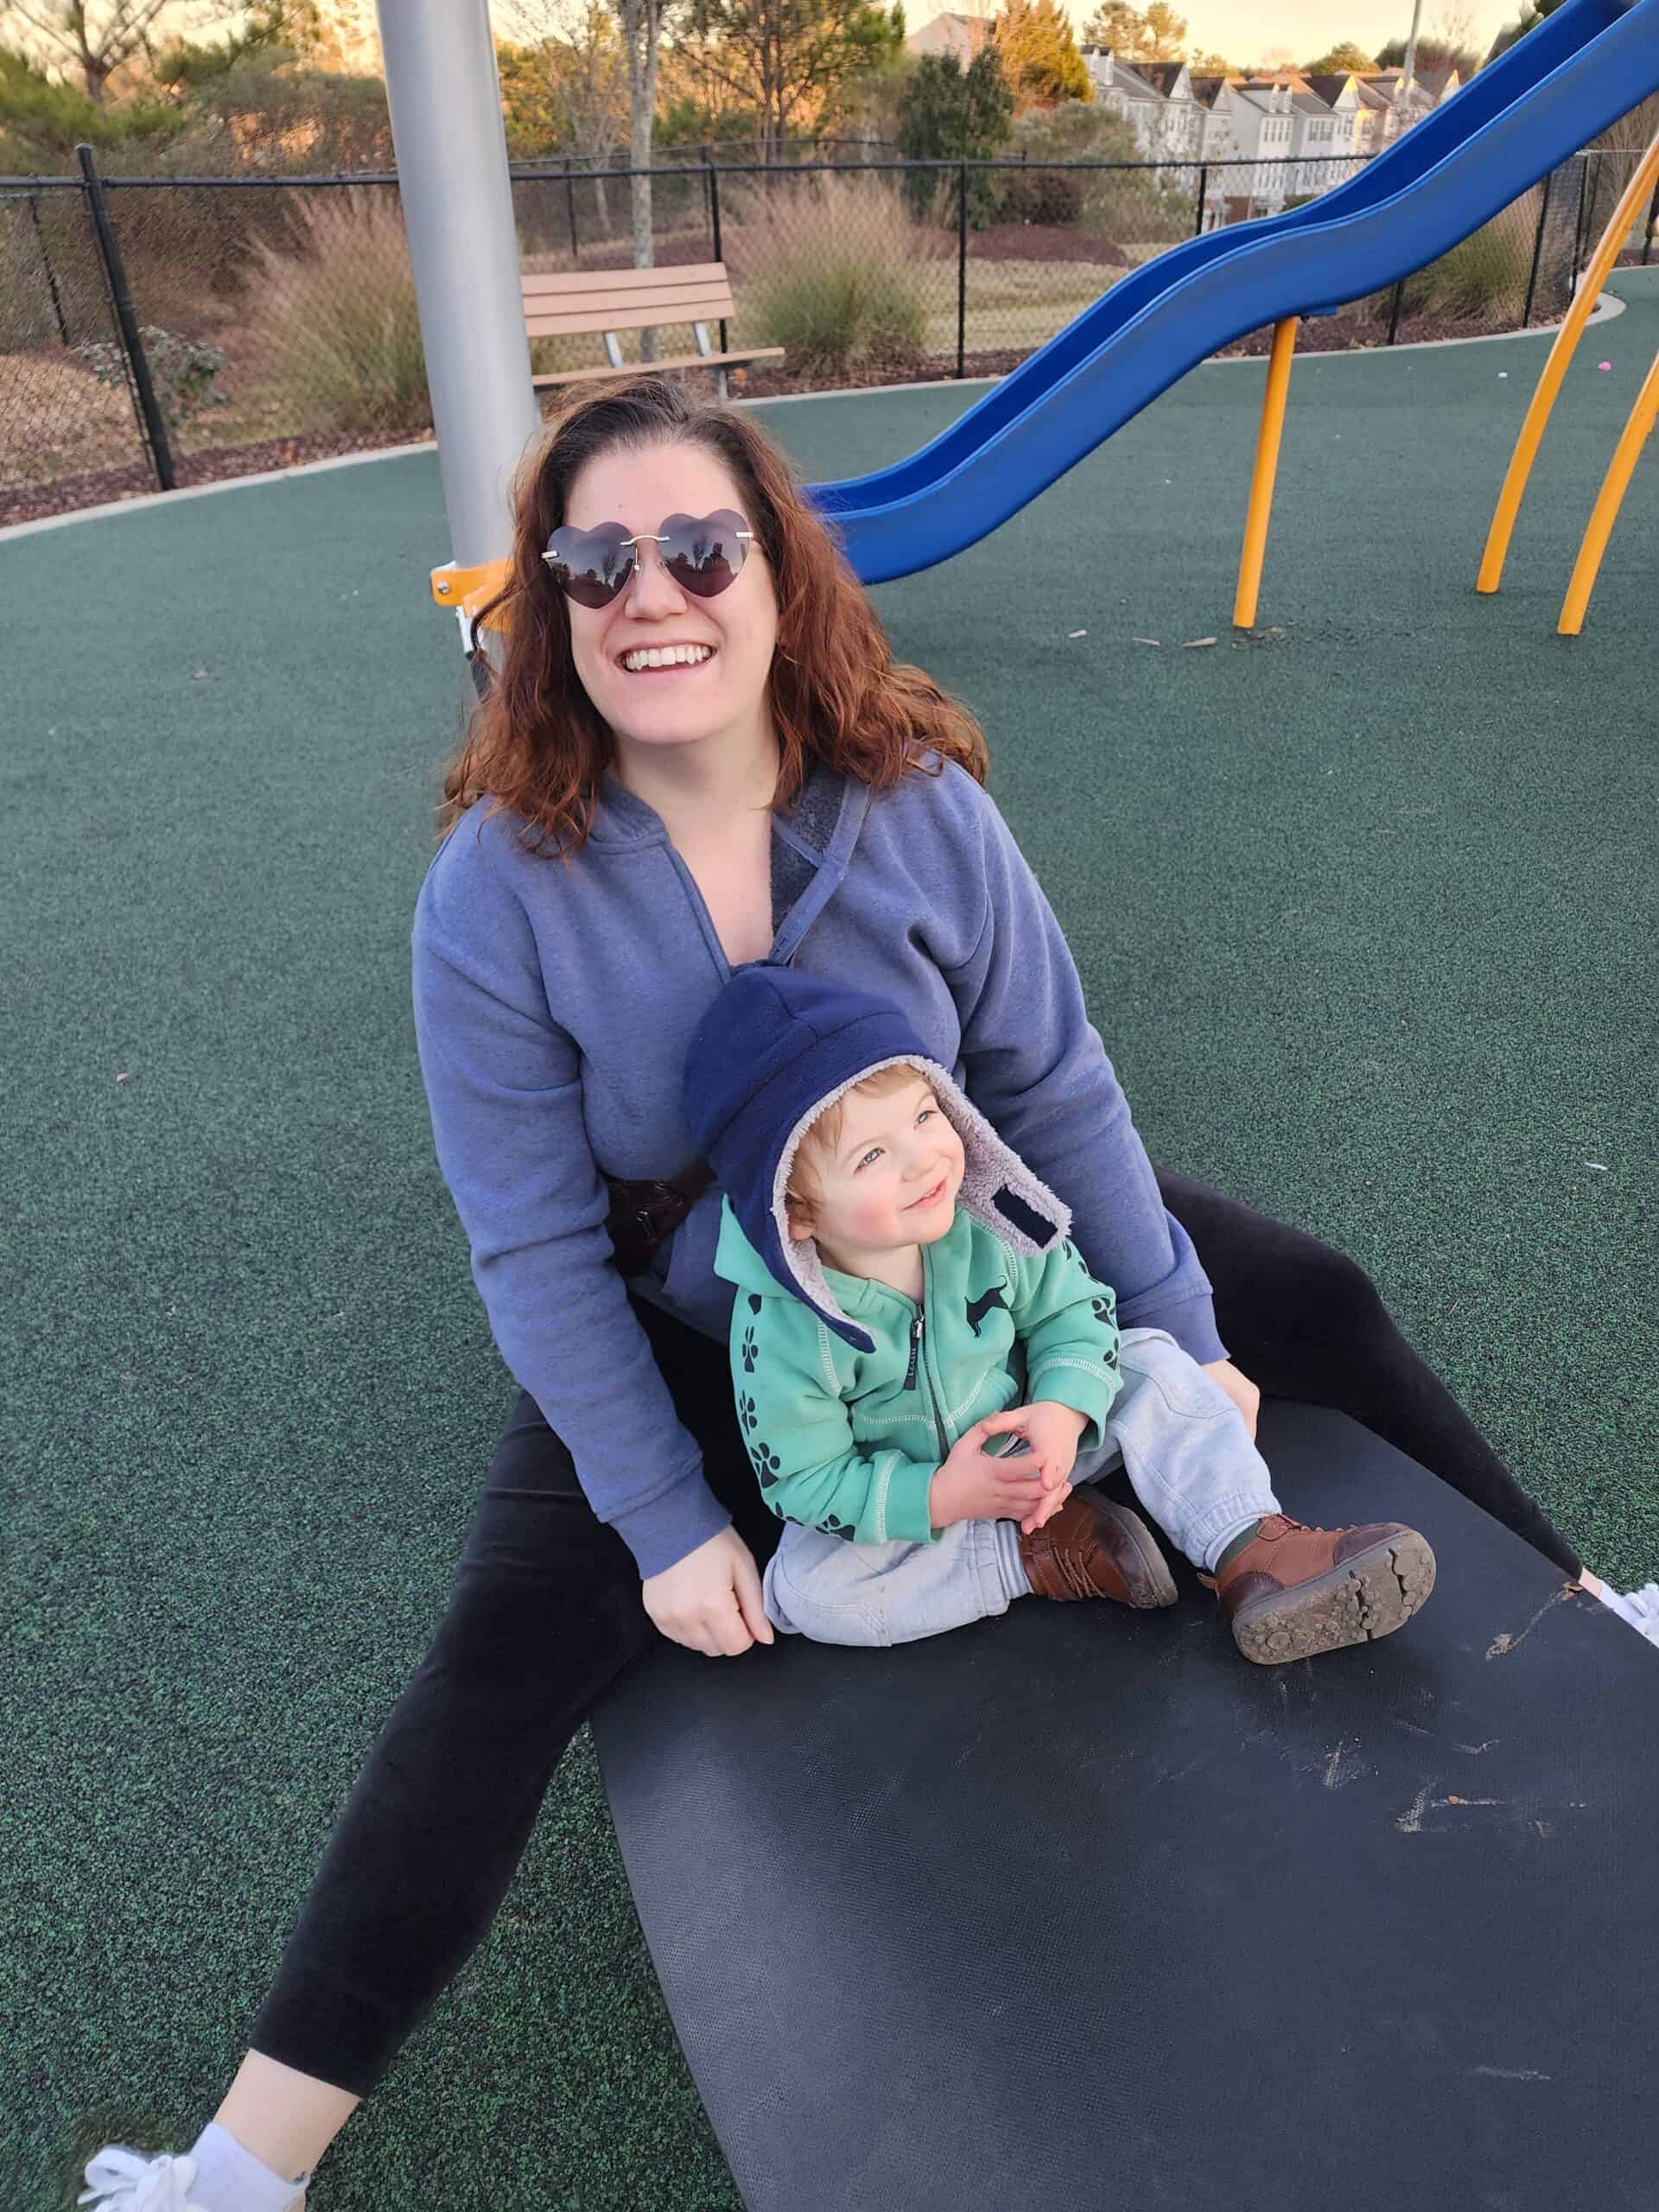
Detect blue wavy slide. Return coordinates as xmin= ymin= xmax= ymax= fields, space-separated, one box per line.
xmin=807 ymin=0 xmax=1659 ymax=582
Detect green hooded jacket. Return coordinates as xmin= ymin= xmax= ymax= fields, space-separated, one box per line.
xmin=713 ymin=1198 xmax=1124 ymax=1546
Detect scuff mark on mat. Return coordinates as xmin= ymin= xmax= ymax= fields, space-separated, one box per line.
xmin=1486 ymin=1584 xmax=1573 ymax=1659
xmin=1397 ymin=1784 xmax=1434 ymax=1834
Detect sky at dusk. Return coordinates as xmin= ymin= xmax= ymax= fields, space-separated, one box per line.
xmin=908 ymin=3 xmax=1521 ymax=65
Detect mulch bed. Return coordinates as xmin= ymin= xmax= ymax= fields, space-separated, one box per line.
xmin=1216 ymin=308 xmax=1565 ymax=356
xmin=1 ymin=294 xmax=1578 ymax=528
xmin=0 ymin=425 xmax=431 ymax=529
xmin=969 ymin=224 xmax=1133 ymax=267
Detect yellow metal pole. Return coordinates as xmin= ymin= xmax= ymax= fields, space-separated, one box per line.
xmin=1557 ymin=341 xmax=1659 ymax=634
xmin=1478 ymin=127 xmax=1659 ymax=594
xmin=1233 ymin=315 xmax=1298 ymax=631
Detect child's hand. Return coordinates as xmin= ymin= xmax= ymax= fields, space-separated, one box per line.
xmin=994 ymin=1401 xmax=1087 ymax=1490
xmin=1018 ymin=1470 xmax=1072 ymax=1538
xmin=929 ymin=1411 xmax=1052 ymax=1530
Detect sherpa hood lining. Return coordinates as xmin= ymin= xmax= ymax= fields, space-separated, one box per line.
xmin=767 ymin=1055 xmax=1072 ymax=1346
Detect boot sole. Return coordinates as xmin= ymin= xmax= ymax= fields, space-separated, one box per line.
xmin=1230 ymin=1531 xmax=1436 ymax=1664
xmin=1096 ymin=1499 xmax=1179 ymax=1609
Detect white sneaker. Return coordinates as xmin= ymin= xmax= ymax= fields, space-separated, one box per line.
xmin=79 ymin=2145 xmax=307 ymax=2212
xmin=79 ymin=2149 xmax=208 ymax=2212
xmin=1591 ymin=1577 xmax=1659 ymax=1648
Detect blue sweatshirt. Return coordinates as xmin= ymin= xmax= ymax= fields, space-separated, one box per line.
xmin=410 ymin=753 xmax=1225 ymax=1580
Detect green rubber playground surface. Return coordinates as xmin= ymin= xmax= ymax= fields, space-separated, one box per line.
xmin=5 ymin=271 xmax=1656 ymax=2210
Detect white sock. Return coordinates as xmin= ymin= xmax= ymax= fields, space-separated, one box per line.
xmin=185 ymin=2123 xmax=309 ymax=2212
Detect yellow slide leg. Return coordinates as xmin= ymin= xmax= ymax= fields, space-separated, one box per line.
xmin=1557 ymin=342 xmax=1659 ymax=635
xmin=1234 ymin=316 xmax=1298 ymax=632
xmin=1478 ymin=129 xmax=1659 ymax=594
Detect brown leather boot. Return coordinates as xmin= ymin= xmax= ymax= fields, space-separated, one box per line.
xmin=1201 ymin=1512 xmax=1436 ymax=1664
xmin=1019 ymin=1489 xmax=1178 ymax=1608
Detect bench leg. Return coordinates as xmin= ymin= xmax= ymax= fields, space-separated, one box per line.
xmin=715 ymin=365 xmax=729 ymax=403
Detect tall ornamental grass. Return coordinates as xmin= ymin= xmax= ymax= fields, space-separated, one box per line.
xmin=247 ymin=189 xmax=429 ymax=435
xmin=725 ymin=175 xmax=946 ymax=372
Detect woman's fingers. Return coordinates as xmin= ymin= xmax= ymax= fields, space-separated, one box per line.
xmin=730 ymin=1548 xmax=775 ymax=1648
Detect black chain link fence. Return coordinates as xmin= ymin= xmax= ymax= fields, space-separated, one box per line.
xmin=4 ymin=142 xmax=1648 ymax=524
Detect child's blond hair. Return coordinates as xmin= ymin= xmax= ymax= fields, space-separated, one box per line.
xmin=784 ymin=1060 xmax=932 ymax=1236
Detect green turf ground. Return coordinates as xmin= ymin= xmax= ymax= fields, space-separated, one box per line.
xmin=5 ymin=271 xmax=1656 ymax=2211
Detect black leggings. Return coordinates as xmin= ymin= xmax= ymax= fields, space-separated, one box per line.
xmin=248 ymin=1170 xmax=1577 ymax=2097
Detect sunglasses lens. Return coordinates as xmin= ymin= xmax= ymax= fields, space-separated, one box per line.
xmin=545 ymin=524 xmax=632 ymax=607
xmin=660 ymin=510 xmax=748 ymax=599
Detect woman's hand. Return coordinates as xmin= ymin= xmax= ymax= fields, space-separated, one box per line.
xmin=1201 ymin=1357 xmax=1262 ymax=1440
xmin=641 ymin=1526 xmax=775 ymax=1657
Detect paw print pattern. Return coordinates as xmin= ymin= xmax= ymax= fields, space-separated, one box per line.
xmin=741 ymin=1324 xmax=758 ymax=1373
xmin=738 ymin=1390 xmax=758 ymax=1433
xmin=748 ymin=1294 xmax=763 ymax=1313
xmin=749 ymin=1440 xmax=782 ymax=1488
xmin=1090 ymin=1297 xmax=1112 ymax=1323
xmin=818 ymin=1514 xmax=856 ymax=1542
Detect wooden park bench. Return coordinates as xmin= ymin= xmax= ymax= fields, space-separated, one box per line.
xmin=521 ymin=261 xmax=783 ymax=400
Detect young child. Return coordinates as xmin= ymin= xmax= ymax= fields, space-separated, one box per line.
xmin=682 ymin=963 xmax=1437 ymax=1664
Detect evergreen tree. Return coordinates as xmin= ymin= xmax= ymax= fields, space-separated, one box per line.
xmin=895 ymin=43 xmax=1012 ymax=226
xmin=995 ymin=0 xmax=1089 ymax=111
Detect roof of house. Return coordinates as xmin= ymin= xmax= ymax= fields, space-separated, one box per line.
xmin=1084 ymin=54 xmax=1166 ymax=103
xmin=1301 ymin=73 xmax=1358 ymax=106
xmin=1187 ymin=73 xmax=1231 ymax=106
xmin=1130 ymin=61 xmax=1191 ymax=99
xmin=904 ymin=11 xmax=994 ymax=56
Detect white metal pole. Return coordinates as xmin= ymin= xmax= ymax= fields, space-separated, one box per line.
xmin=1394 ymin=0 xmax=1425 ymax=138
xmin=373 ymin=0 xmax=540 ymax=577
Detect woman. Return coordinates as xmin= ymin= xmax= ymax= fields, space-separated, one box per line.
xmin=84 ymin=374 xmax=1583 ymax=2212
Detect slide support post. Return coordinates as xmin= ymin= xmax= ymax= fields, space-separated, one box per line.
xmin=1233 ymin=315 xmax=1298 ymax=632
xmin=1557 ymin=342 xmax=1659 ymax=634
xmin=1478 ymin=127 xmax=1659 ymax=594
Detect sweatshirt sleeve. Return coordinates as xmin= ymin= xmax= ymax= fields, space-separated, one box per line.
xmin=739 ymin=1300 xmax=942 ymax=1546
xmin=411 ymin=830 xmax=731 ymax=1582
xmin=941 ymin=771 xmax=1227 ymax=1367
xmin=1008 ymin=1238 xmax=1124 ymax=1453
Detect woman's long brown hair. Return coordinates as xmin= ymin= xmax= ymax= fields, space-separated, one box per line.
xmin=436 ymin=373 xmax=989 ymax=856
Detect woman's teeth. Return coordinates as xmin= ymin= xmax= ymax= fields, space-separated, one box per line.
xmin=621 ymin=644 xmax=715 ymax=672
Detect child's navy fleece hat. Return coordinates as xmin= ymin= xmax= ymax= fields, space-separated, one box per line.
xmin=681 ymin=962 xmax=1071 ymax=1351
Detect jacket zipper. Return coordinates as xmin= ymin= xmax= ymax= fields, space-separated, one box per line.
xmin=906 ymin=1250 xmax=950 ymax=1465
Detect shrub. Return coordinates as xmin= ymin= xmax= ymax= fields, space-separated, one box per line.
xmin=1402 ymin=210 xmax=1533 ymax=321
xmin=725 ymin=175 xmax=946 ymax=372
xmin=73 ymin=327 xmax=229 ymax=429
xmin=245 ymin=189 xmax=429 ymax=435
xmin=1345 ymin=204 xmax=1537 ymax=329
xmin=1007 ymin=99 xmax=1193 ymax=244
xmin=995 ymin=165 xmax=1084 ymax=226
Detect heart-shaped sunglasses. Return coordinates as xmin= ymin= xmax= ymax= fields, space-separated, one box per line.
xmin=542 ymin=508 xmax=754 ymax=608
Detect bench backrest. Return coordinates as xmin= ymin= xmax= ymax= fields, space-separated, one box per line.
xmin=521 ymin=263 xmax=736 ymax=338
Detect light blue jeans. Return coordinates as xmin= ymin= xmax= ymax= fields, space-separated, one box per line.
xmin=762 ymin=1326 xmax=1281 ymax=1649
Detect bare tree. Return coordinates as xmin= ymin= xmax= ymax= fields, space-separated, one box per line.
xmin=1 ymin=0 xmax=215 ymax=103
xmin=510 ymin=0 xmax=667 ymax=357
xmin=514 ymin=0 xmax=629 ymax=232
xmin=614 ymin=0 xmax=666 ymax=357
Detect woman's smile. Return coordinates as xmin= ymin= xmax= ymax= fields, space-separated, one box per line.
xmin=616 ymin=642 xmax=719 ymax=676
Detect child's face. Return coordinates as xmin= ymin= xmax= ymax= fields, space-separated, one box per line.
xmin=791 ymin=1076 xmax=966 ymax=1270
